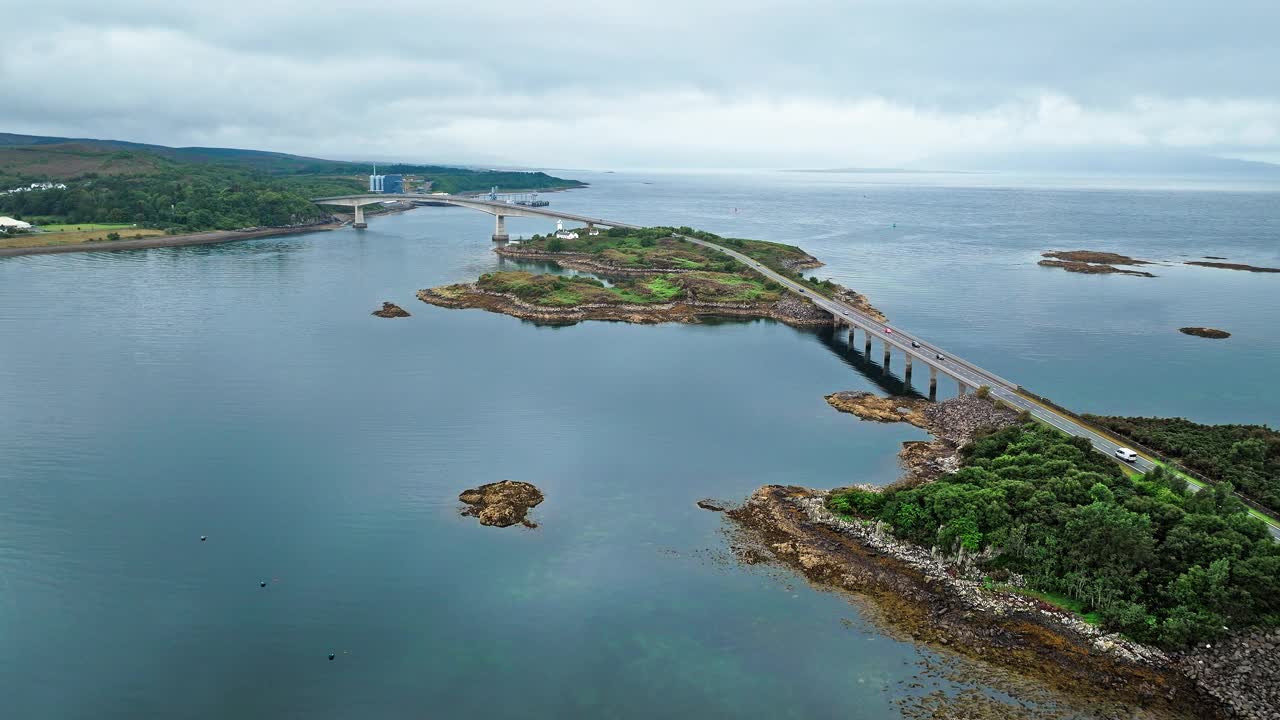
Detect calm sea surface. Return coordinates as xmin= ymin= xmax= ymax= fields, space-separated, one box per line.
xmin=1 ymin=171 xmax=1277 ymax=718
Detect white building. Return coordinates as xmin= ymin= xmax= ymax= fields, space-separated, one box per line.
xmin=0 ymin=216 xmax=33 ymax=230
xmin=553 ymin=220 xmax=579 ymax=240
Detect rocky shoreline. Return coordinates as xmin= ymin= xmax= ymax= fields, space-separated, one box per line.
xmin=722 ymin=392 xmax=1278 ymax=718
xmin=416 ymin=283 xmax=837 ymax=327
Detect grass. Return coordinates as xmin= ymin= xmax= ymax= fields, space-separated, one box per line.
xmin=998 ymin=585 xmax=1102 ymax=625
xmin=470 ymin=270 xmax=780 ymax=308
xmin=36 ymin=223 xmax=139 ymax=232
xmin=0 ymin=227 xmax=165 ymax=249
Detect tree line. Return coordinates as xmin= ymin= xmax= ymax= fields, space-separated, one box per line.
xmin=1086 ymin=415 xmax=1280 ymax=515
xmin=829 ymin=422 xmax=1279 ymax=648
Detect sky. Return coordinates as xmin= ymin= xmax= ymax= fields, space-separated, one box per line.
xmin=3 ymin=0 xmax=1279 ymax=169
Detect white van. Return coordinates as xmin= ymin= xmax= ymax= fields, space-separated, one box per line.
xmin=1114 ymin=448 xmax=1139 ymax=463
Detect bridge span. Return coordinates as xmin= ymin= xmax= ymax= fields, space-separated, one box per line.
xmin=312 ymin=193 xmax=627 ymax=238
xmin=312 ymin=191 xmax=1280 ymax=535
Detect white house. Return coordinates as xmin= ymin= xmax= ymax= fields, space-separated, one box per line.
xmin=553 ymin=220 xmax=579 ymax=240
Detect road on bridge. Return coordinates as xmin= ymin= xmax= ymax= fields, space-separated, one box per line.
xmin=679 ymin=233 xmax=1280 ymax=539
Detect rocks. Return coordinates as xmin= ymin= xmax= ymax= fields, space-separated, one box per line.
xmin=1038 ymin=259 xmax=1157 ymax=277
xmin=458 ymin=481 xmax=544 ymax=528
xmin=1178 ymin=628 xmax=1280 ymax=719
xmin=825 ymin=391 xmax=928 ymax=427
xmin=1042 ymin=250 xmax=1151 ymax=266
xmin=725 ymin=486 xmax=1198 ymax=716
xmin=1180 ymin=326 xmax=1231 ymax=339
xmin=372 ymin=302 xmax=410 ymax=318
xmin=696 ymin=498 xmax=730 ymax=512
xmin=771 ymin=294 xmax=832 ymax=324
xmin=1186 ymin=260 xmax=1280 ymax=273
xmin=920 ymin=393 xmax=1022 ymax=447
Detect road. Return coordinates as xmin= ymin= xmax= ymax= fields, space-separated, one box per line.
xmin=680 ymin=234 xmax=1280 ymax=538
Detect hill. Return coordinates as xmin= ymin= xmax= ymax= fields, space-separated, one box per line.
xmin=0 ymin=133 xmax=585 ymax=234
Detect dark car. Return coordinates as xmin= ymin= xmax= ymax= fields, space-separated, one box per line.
xmin=936 ymin=353 xmax=946 ymax=361
xmin=911 ymin=341 xmax=921 ymax=348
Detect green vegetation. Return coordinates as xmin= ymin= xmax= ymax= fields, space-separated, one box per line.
xmin=472 ymin=270 xmax=781 ymax=307
xmin=1085 ymin=415 xmax=1280 ymax=514
xmin=519 ymin=227 xmax=743 ymax=272
xmin=0 ymin=133 xmax=583 ymax=234
xmin=827 ymin=423 xmax=1280 ymax=648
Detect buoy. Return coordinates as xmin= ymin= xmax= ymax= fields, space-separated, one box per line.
xmin=328 ymin=654 xmax=336 ymax=661
xmin=200 ymin=536 xmax=207 ymax=542
xmin=260 ymin=581 xmax=267 ymax=588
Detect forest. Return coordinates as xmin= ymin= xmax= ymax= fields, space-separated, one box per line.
xmin=828 ymin=423 xmax=1280 ymax=648
xmin=1086 ymin=415 xmax=1280 ymax=514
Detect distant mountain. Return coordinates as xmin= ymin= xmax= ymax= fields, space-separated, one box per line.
xmin=917 ymin=148 xmax=1280 ymax=178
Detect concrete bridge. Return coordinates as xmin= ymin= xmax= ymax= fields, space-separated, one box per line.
xmin=311 ymin=193 xmax=626 ymax=239
xmin=310 ymin=191 xmax=1280 ymax=536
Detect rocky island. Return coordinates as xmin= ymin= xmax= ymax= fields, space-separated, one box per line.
xmin=1180 ymin=326 xmax=1231 ymax=339
xmin=372 ymin=302 xmax=410 ymax=318
xmin=1037 ymin=250 xmax=1156 ymax=277
xmin=1186 ymin=260 xmax=1280 ymax=273
xmin=418 ymin=227 xmax=885 ymax=327
xmin=458 ymin=481 xmax=544 ymax=528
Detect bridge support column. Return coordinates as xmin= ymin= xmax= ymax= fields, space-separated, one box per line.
xmin=864 ymin=332 xmax=872 ymax=356
xmin=882 ymin=343 xmax=891 ymax=372
xmin=492 ymin=215 xmax=509 ymax=242
xmin=958 ymin=382 xmax=970 ymax=396
xmin=904 ymin=356 xmax=913 ymax=387
xmin=353 ymin=204 xmax=367 ymax=229
xmin=929 ymin=366 xmax=938 ymax=401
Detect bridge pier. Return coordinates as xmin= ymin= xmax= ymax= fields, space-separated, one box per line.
xmin=864 ymin=332 xmax=872 ymax=356
xmin=882 ymin=343 xmax=891 ymax=372
xmin=353 ymin=204 xmax=367 ymax=229
xmin=929 ymin=366 xmax=938 ymax=400
xmin=904 ymin=355 xmax=913 ymax=387
xmin=493 ymin=214 xmax=509 ymax=242
xmin=958 ymin=382 xmax=970 ymax=396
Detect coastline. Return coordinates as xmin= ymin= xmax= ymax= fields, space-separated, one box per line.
xmin=416 ymin=283 xmax=835 ymax=326
xmin=721 ymin=392 xmax=1280 ymax=719
xmin=0 ymin=220 xmax=346 ymax=258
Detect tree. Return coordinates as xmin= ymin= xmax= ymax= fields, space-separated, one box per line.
xmin=547 ymin=238 xmax=564 ymax=252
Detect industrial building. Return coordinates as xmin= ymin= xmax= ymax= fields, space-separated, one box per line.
xmin=368 ymin=173 xmax=404 ymax=194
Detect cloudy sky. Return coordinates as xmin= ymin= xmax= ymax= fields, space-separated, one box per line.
xmin=3 ymin=0 xmax=1279 ymax=169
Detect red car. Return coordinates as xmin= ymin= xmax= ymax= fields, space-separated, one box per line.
xmin=883 ymin=327 xmax=893 ymax=334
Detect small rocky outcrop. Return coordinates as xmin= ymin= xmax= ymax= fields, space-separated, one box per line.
xmin=1038 ymin=250 xmax=1156 ymax=277
xmin=1186 ymin=260 xmax=1280 ymax=273
xmin=1180 ymin=327 xmax=1231 ymax=339
xmin=825 ymin=391 xmax=928 ymax=427
xmin=1043 ymin=250 xmax=1151 ymax=266
xmin=771 ymin=294 xmax=831 ymax=324
xmin=372 ymin=302 xmax=411 ymax=318
xmin=696 ymin=498 xmax=730 ymax=512
xmin=459 ymin=481 xmax=544 ymax=528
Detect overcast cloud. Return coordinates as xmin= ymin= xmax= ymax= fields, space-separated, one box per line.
xmin=3 ymin=0 xmax=1279 ymax=168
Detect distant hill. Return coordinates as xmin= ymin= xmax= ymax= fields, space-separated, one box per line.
xmin=917 ymin=148 xmax=1280 ymax=178
xmin=0 ymin=133 xmax=584 ymax=234
xmin=0 ymin=133 xmax=587 ymax=190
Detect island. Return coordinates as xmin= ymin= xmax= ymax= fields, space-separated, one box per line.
xmin=1185 ymin=260 xmax=1280 ymax=273
xmin=458 ymin=481 xmax=544 ymax=528
xmin=417 ymin=227 xmax=885 ymax=326
xmin=1179 ymin=326 xmax=1230 ymax=339
xmin=1037 ymin=250 xmax=1156 ymax=277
